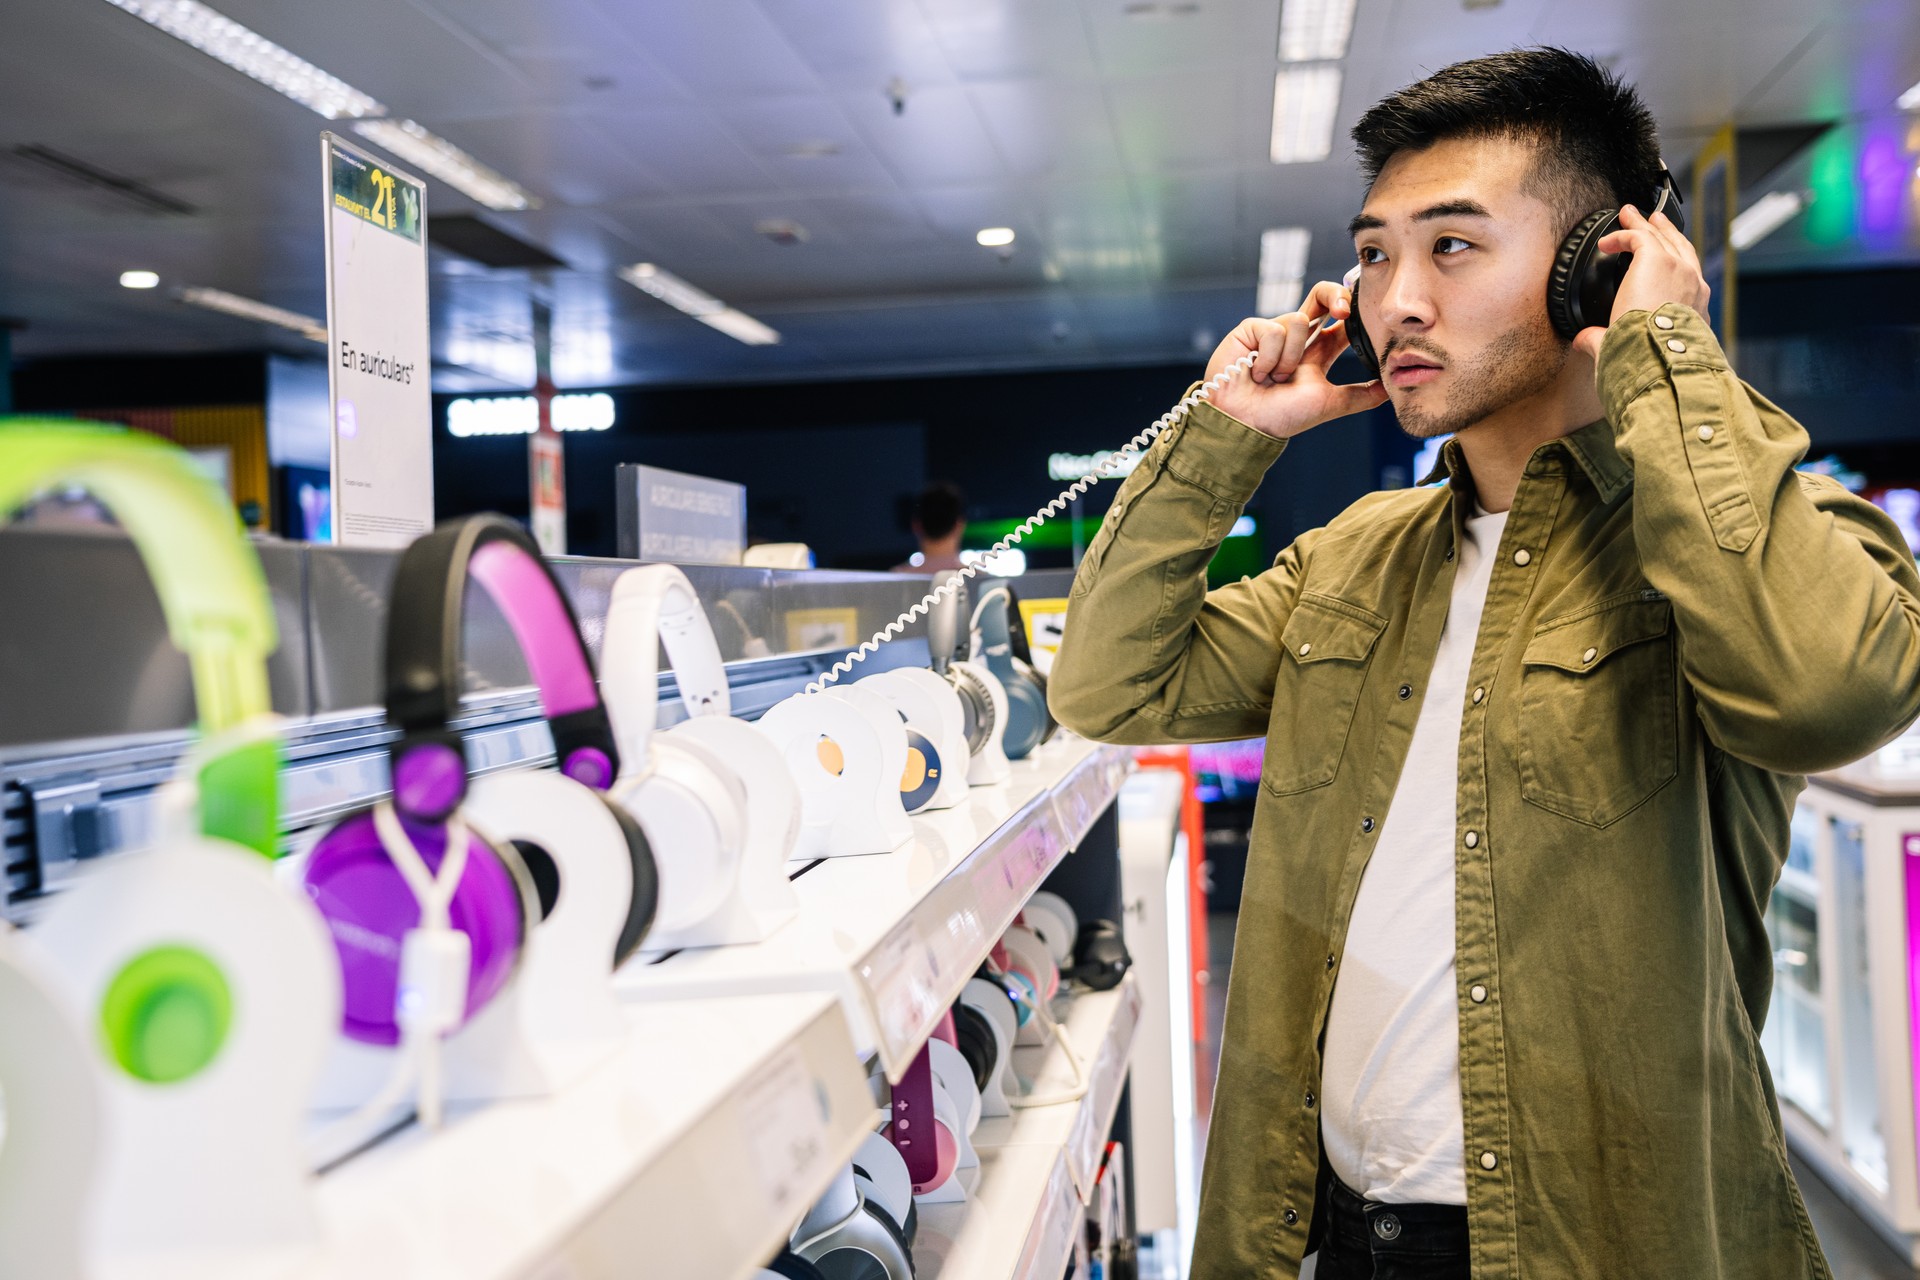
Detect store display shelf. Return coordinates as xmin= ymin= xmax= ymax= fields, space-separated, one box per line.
xmin=151 ymin=993 xmax=871 ymax=1280
xmin=910 ymin=973 xmax=1142 ymax=1280
xmin=614 ymin=733 xmax=1133 ymax=1081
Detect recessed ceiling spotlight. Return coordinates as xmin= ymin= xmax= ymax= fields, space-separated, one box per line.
xmin=782 ymin=139 xmax=843 ymax=159
xmin=119 ymin=270 xmax=160 ymax=289
xmin=977 ymin=227 xmax=1016 ymax=247
xmin=755 ymin=218 xmax=810 ymax=245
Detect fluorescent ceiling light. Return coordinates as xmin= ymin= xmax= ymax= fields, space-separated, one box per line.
xmin=1729 ymin=190 xmax=1807 ymax=251
xmin=119 ymin=270 xmax=160 ymax=289
xmin=1899 ymin=79 xmax=1920 ymax=111
xmin=446 ymin=393 xmax=615 ymax=438
xmin=177 ymin=286 xmax=326 ymax=342
xmin=618 ymin=264 xmax=781 ymax=346
xmin=352 ymin=119 xmax=539 ymax=212
xmin=99 ymin=0 xmax=384 ymax=119
xmin=1257 ymin=227 xmax=1310 ymax=316
xmin=976 ymin=226 xmax=1016 ymax=247
xmin=1278 ymin=0 xmax=1356 ymax=61
xmin=1270 ymin=64 xmax=1343 ymax=164
xmin=98 ymin=0 xmax=539 ymax=211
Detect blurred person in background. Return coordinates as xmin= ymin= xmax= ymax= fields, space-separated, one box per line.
xmin=896 ymin=481 xmax=967 ymax=573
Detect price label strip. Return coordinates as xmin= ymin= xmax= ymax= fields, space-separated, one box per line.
xmin=1015 ymin=1154 xmax=1083 ymax=1280
xmin=862 ymin=793 xmax=1069 ymax=1076
xmin=739 ymin=1045 xmax=834 ymax=1218
xmin=1066 ymin=978 xmax=1144 ymax=1200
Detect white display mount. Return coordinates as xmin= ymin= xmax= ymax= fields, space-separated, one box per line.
xmin=616 ymin=733 xmax=1133 ymax=1081
xmin=177 ymin=993 xmax=872 ymax=1280
xmin=912 ymin=973 xmax=1142 ymax=1280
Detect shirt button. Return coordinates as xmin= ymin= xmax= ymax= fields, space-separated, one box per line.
xmin=1361 ymin=816 xmax=1376 ymax=834
xmin=1471 ymin=984 xmax=1488 ymax=1003
xmin=1697 ymin=425 xmax=1715 ymax=442
xmin=1305 ymin=1090 xmax=1316 ymax=1109
xmin=1398 ymin=683 xmax=1413 ymax=700
xmin=1481 ymin=1151 xmax=1499 ymax=1171
xmin=1472 ymin=686 xmax=1485 ymax=705
xmin=1583 ymin=646 xmax=1598 ymax=664
xmin=1666 ymin=338 xmax=1687 ymax=353
xmin=1464 ymin=830 xmax=1479 ymax=848
xmin=1513 ymin=548 xmax=1531 ymax=566
xmin=1446 ymin=547 xmax=1456 ymax=561
xmin=1327 ymin=953 xmax=1337 ymax=971
xmin=1298 ymin=642 xmax=1312 ymax=656
xmin=1284 ymin=1207 xmax=1299 ymax=1226
xmin=1654 ymin=314 xmax=1675 ymax=330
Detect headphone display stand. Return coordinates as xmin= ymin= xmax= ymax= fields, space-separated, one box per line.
xmin=463 ymin=771 xmax=631 ymax=1083
xmin=29 ymin=840 xmax=338 ymax=1269
xmin=650 ymin=717 xmax=801 ymax=950
xmin=759 ymin=692 xmax=913 ymax=858
xmin=863 ymin=669 xmax=972 ymax=811
xmin=961 ymin=977 xmax=1018 ymax=1119
xmin=0 ymin=927 xmax=98 ymax=1280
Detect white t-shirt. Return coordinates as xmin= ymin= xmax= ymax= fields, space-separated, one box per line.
xmin=1320 ymin=505 xmax=1509 ymax=1206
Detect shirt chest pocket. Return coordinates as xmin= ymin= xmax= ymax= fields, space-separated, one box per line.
xmin=1517 ymin=596 xmax=1679 ymax=827
xmin=1264 ymin=595 xmax=1387 ymax=796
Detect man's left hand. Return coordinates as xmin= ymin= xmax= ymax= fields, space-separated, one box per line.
xmin=1571 ymin=204 xmax=1711 ymax=361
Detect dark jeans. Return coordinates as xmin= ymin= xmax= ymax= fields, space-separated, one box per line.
xmin=1311 ymin=1173 xmax=1471 ymax=1280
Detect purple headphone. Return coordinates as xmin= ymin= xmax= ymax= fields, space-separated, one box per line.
xmin=301 ymin=515 xmax=657 ymax=1045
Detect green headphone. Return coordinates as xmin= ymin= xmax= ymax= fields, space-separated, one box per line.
xmin=1 ymin=418 xmax=281 ymax=1082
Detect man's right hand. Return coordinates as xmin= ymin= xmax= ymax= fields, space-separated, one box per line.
xmin=1203 ymin=280 xmax=1387 ymax=439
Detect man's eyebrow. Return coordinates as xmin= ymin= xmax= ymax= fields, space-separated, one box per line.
xmin=1348 ymin=199 xmax=1494 ymax=238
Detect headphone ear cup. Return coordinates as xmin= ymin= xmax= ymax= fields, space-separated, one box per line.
xmin=951 ymin=1001 xmax=999 ymax=1093
xmin=1547 ymin=208 xmax=1619 ymax=340
xmin=899 ymin=726 xmax=943 ymax=814
xmin=596 ymin=795 xmax=658 ymax=966
xmin=1066 ymin=920 xmax=1132 ymax=992
xmin=1343 ymin=281 xmax=1381 ymax=378
xmin=762 ymin=1251 xmax=828 ymax=1280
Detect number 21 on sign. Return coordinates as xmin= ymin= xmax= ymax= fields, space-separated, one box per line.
xmin=369 ymin=169 xmax=398 ymax=230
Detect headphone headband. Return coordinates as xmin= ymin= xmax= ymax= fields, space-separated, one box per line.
xmin=383 ymin=515 xmax=618 ymax=818
xmin=0 ymin=419 xmax=279 ymax=854
xmin=602 ymin=564 xmax=731 ymax=776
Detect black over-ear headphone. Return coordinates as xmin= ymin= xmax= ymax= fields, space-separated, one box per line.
xmin=1344 ymin=165 xmax=1686 ymax=378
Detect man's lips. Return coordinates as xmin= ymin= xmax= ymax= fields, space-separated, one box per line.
xmin=1387 ymin=356 xmax=1442 ymax=388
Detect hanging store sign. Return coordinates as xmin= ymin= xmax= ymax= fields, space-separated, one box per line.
xmin=322 ymin=132 xmax=432 ymax=547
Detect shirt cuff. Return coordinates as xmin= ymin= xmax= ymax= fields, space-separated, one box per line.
xmin=1596 ymin=303 xmax=1726 ymax=423
xmin=1157 ymin=395 xmax=1288 ymax=501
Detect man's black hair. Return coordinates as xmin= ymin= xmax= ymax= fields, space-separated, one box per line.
xmin=1351 ymin=48 xmax=1663 ymax=227
xmin=914 ymin=481 xmax=966 ymax=541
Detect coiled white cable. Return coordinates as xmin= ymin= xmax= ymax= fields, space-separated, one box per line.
xmin=804 ymin=352 xmax=1260 ymax=693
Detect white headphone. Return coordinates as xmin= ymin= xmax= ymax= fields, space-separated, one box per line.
xmin=603 ymin=566 xmax=751 ymax=942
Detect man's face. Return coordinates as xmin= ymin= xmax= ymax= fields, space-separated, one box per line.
xmin=1348 ymin=135 xmax=1573 ymax=439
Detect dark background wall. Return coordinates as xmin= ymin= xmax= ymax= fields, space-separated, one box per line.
xmin=16 ymin=265 xmax=1920 ymax=569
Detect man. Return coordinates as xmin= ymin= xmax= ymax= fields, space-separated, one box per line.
xmin=1050 ymin=48 xmax=1920 ymax=1280
xmin=895 ymin=481 xmax=968 ymax=573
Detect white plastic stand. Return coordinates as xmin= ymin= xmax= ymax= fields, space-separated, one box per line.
xmin=954 ymin=659 xmax=1012 ymax=786
xmin=963 ymin=977 xmax=1018 ymax=1118
xmin=662 ymin=716 xmax=802 ymax=948
xmin=311 ymin=770 xmax=631 ymax=1114
xmin=0 ymin=925 xmax=99 ymax=1280
xmin=929 ymin=1037 xmax=982 ymax=1171
xmin=759 ymin=691 xmax=912 ymax=858
xmin=30 ymin=839 xmax=339 ymax=1271
xmin=863 ymin=669 xmax=970 ymax=811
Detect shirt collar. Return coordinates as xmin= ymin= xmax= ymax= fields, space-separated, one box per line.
xmin=1416 ymin=419 xmax=1632 ymax=504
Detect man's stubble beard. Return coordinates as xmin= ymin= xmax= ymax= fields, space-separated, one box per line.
xmin=1390 ymin=313 xmax=1569 ymax=440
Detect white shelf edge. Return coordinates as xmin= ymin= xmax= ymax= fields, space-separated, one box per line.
xmin=178 ymin=995 xmax=876 ymax=1280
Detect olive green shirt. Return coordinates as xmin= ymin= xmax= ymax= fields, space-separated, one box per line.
xmin=1049 ymin=305 xmax=1920 ymax=1279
